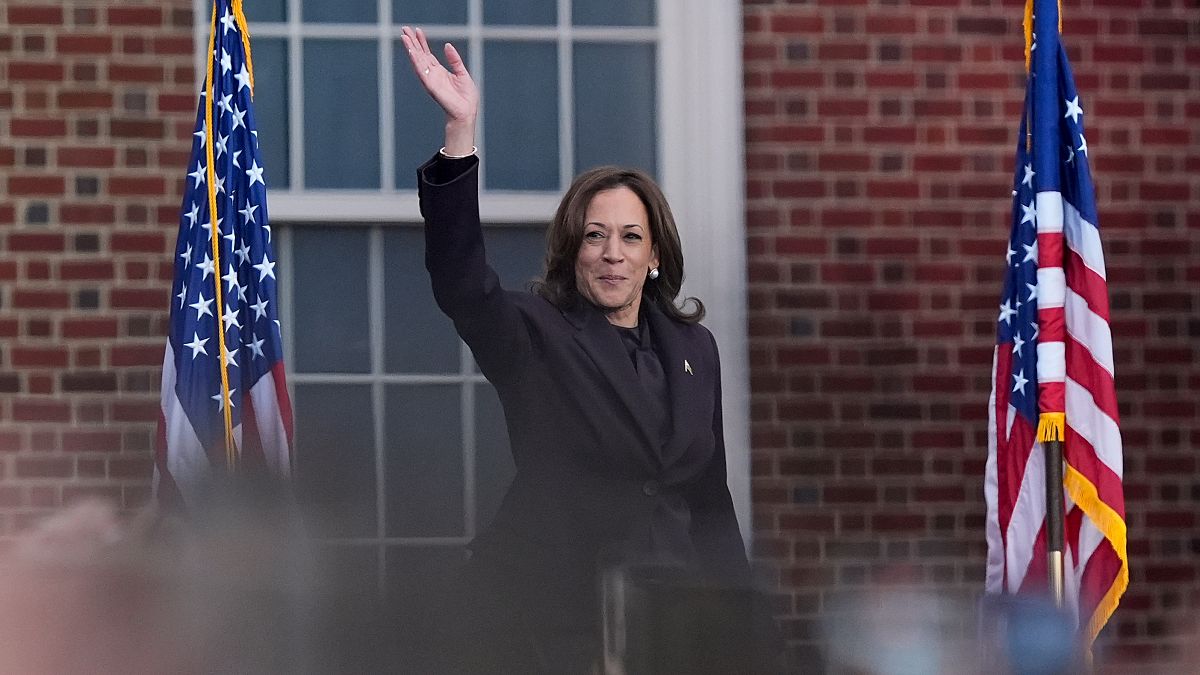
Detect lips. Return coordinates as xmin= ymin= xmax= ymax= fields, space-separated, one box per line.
xmin=599 ymin=274 xmax=626 ymax=282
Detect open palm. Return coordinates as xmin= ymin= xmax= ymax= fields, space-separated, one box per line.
xmin=401 ymin=26 xmax=478 ymax=123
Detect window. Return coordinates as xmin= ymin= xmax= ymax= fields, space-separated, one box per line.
xmin=196 ymin=0 xmax=749 ymax=607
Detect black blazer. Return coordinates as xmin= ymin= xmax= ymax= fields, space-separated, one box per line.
xmin=417 ymin=154 xmax=749 ymax=642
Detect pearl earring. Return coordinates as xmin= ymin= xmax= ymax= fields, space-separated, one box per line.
xmin=648 ymin=268 xmax=659 ymax=280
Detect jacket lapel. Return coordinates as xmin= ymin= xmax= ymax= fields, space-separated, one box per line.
xmin=564 ymin=302 xmax=661 ymax=472
xmin=644 ymin=303 xmax=708 ymax=468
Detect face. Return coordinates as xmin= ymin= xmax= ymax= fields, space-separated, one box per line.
xmin=574 ymin=187 xmax=659 ymax=328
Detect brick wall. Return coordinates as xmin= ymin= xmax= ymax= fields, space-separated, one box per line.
xmin=1 ymin=0 xmax=1196 ymax=670
xmin=0 ymin=1 xmax=194 ymax=528
xmin=743 ymin=0 xmax=1199 ymax=669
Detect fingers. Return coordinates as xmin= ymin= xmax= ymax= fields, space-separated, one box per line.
xmin=444 ymin=42 xmax=467 ymax=76
xmin=416 ymin=26 xmax=433 ymax=57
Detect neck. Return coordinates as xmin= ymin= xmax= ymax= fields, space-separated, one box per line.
xmin=603 ymin=300 xmax=640 ymax=328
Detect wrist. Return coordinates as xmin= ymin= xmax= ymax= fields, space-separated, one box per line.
xmin=444 ymin=117 xmax=477 ymax=156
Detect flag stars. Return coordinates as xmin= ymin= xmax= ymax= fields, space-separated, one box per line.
xmin=176 ymin=283 xmax=188 ymax=309
xmin=1025 ymin=282 xmax=1038 ymax=303
xmin=185 ymin=203 xmax=200 ymax=228
xmin=188 ymin=161 xmax=206 ymax=188
xmin=246 ymin=160 xmax=265 ymax=187
xmin=250 ymin=296 xmax=269 ymax=321
xmin=179 ymin=243 xmax=193 ymax=267
xmin=231 ymin=106 xmax=247 ymax=131
xmin=235 ymin=63 xmax=252 ymax=92
xmin=999 ymin=299 xmax=1018 ymax=325
xmin=217 ymin=93 xmax=233 ymax=116
xmin=1012 ymin=333 xmax=1025 ymax=357
xmin=1012 ymin=369 xmax=1029 ymax=395
xmin=212 ymin=388 xmax=236 ymax=411
xmin=220 ymin=48 xmax=232 ymax=75
xmin=190 ymin=292 xmax=215 ymax=320
xmin=1077 ymin=134 xmax=1088 ymax=157
xmin=1020 ymin=200 xmax=1037 ymax=226
xmin=185 ymin=333 xmax=209 ymax=359
xmin=1064 ymin=95 xmax=1083 ymax=124
xmin=198 ymin=254 xmax=216 ymax=280
xmin=253 ymin=254 xmax=276 ymax=282
xmin=239 ymin=202 xmax=258 ymax=225
xmin=1021 ymin=164 xmax=1035 ymax=188
xmin=223 ymin=304 xmax=242 ymax=332
xmin=1022 ymin=241 xmax=1038 ymax=264
xmin=220 ymin=7 xmax=237 ymax=35
xmin=235 ymin=240 xmax=252 ymax=266
xmin=222 ymin=265 xmax=241 ymax=294
xmin=247 ymin=335 xmax=265 ymax=360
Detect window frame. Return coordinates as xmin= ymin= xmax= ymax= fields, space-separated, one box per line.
xmin=192 ymin=0 xmax=751 ymax=551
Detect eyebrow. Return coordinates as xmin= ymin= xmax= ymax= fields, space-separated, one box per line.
xmin=585 ymin=222 xmax=644 ymax=229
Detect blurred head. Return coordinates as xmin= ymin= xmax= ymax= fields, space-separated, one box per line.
xmin=537 ymin=166 xmax=703 ymax=324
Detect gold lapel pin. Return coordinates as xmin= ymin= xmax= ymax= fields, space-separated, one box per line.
xmin=684 ymin=359 xmax=693 ymax=375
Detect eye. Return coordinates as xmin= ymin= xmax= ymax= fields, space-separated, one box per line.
xmin=584 ymin=230 xmax=604 ymax=240
xmin=623 ymin=232 xmax=643 ymax=241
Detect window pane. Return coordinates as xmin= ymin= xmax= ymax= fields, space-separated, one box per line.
xmin=574 ymin=43 xmax=657 ymax=177
xmin=304 ymin=0 xmax=376 ymax=23
xmin=393 ymin=0 xmax=467 ymax=25
xmin=483 ymin=0 xmax=555 ymax=25
xmin=292 ymin=227 xmax=371 ymax=372
xmin=303 ymin=40 xmax=380 ymax=188
xmin=250 ymin=38 xmax=290 ymax=189
xmin=474 ymin=383 xmax=515 ymax=529
xmin=482 ymin=41 xmax=559 ymax=190
xmin=245 ymin=0 xmax=286 ymax=23
xmin=385 ymin=385 xmax=464 ymax=537
xmin=573 ymin=0 xmax=654 ymax=26
xmin=393 ymin=40 xmax=453 ymax=190
xmin=481 ymin=225 xmax=546 ymax=290
xmin=383 ymin=228 xmax=460 ymax=373
xmin=294 ymin=384 xmax=377 ymax=537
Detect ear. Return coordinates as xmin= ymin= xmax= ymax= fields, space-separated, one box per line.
xmin=650 ymin=245 xmax=660 ymax=273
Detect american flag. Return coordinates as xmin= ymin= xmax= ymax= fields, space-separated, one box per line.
xmin=985 ymin=0 xmax=1127 ymax=647
xmin=155 ymin=0 xmax=293 ymax=508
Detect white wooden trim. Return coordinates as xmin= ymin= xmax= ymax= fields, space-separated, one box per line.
xmin=659 ymin=0 xmax=750 ymax=546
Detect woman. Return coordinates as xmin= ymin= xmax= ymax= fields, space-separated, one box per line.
xmin=402 ymin=27 xmax=754 ymax=673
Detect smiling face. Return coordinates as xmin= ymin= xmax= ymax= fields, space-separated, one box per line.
xmin=573 ymin=187 xmax=659 ymax=328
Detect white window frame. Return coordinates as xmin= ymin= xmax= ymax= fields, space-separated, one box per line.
xmin=194 ymin=0 xmax=750 ymax=546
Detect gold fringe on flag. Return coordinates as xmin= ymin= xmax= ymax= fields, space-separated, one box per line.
xmin=1036 ymin=412 xmax=1065 ymax=443
xmin=1064 ymin=465 xmax=1130 ymax=646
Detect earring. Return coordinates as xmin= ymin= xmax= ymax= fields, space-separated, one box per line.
xmin=648 ymin=268 xmax=659 ymax=280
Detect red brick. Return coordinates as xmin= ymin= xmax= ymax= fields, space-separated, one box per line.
xmin=7 ymin=61 xmax=65 ymax=81
xmin=7 ymin=5 xmax=64 ymax=24
xmin=110 ymin=344 xmax=164 ymax=367
xmin=7 ymin=175 xmax=66 ymax=196
xmin=10 ymin=118 xmax=68 ymax=137
xmin=12 ymin=290 xmax=71 ymax=310
xmin=110 ymin=288 xmax=167 ymax=310
xmin=61 ymin=203 xmax=117 ymax=224
xmin=55 ymin=34 xmax=113 ymax=54
xmin=12 ymin=400 xmax=71 ymax=423
xmin=56 ymin=90 xmax=115 ymax=109
xmin=108 ymin=63 xmax=166 ymax=83
xmin=6 ymin=233 xmax=65 ymax=252
xmin=106 ymin=6 xmax=163 ymax=26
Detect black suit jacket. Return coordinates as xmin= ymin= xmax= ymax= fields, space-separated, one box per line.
xmin=418 ymin=154 xmax=749 ymax=647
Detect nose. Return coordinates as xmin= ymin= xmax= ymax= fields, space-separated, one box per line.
xmin=602 ymin=235 xmax=623 ymax=263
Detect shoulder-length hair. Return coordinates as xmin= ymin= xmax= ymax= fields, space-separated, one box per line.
xmin=532 ymin=166 xmax=705 ymax=324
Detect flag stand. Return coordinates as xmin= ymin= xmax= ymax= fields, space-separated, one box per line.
xmin=1044 ymin=438 xmax=1065 ymax=607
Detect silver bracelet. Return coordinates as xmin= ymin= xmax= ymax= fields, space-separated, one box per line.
xmin=439 ymin=145 xmax=477 ymax=159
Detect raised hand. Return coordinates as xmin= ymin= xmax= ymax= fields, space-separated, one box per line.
xmin=401 ymin=26 xmax=478 ymax=155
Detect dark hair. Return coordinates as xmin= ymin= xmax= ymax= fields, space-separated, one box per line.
xmin=533 ymin=166 xmax=704 ymax=324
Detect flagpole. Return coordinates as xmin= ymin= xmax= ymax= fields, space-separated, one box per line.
xmin=1027 ymin=0 xmax=1067 ymax=609
xmin=1044 ymin=439 xmax=1065 ymax=607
